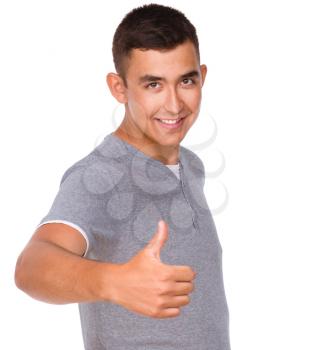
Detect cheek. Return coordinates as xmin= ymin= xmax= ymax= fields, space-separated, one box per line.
xmin=184 ymin=89 xmax=201 ymax=108
xmin=129 ymin=91 xmax=160 ymax=117
xmin=127 ymin=91 xmax=147 ymax=116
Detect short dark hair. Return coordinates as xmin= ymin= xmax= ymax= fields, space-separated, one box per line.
xmin=112 ymin=3 xmax=200 ymax=87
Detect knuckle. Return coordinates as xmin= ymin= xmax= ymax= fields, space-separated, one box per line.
xmin=151 ymin=306 xmax=161 ymax=318
xmin=156 ymin=282 xmax=169 ymax=296
xmin=159 ymin=270 xmax=171 ymax=282
xmin=155 ymin=296 xmax=165 ymax=309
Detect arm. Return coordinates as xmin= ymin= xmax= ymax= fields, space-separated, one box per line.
xmin=14 ymin=223 xmax=121 ymax=305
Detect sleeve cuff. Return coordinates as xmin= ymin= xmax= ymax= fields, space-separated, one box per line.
xmin=35 ymin=219 xmax=90 ymax=257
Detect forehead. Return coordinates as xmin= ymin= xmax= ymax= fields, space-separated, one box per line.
xmin=125 ymin=40 xmax=199 ymax=80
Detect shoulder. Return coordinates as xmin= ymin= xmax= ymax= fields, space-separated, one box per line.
xmin=180 ymin=145 xmax=206 ymax=187
xmin=180 ymin=145 xmax=205 ymax=173
xmin=59 ymin=149 xmax=125 ymax=197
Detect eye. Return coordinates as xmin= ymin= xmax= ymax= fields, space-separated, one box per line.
xmin=145 ymin=82 xmax=160 ymax=89
xmin=182 ymin=78 xmax=195 ymax=85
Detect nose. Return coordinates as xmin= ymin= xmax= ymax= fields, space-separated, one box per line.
xmin=164 ymin=86 xmax=184 ymax=116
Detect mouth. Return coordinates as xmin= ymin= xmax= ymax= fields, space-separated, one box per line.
xmin=155 ymin=116 xmax=185 ymax=129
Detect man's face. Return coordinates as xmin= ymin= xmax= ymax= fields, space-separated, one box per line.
xmin=117 ymin=40 xmax=207 ymax=150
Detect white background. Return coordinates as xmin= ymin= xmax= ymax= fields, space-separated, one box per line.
xmin=1 ymin=0 xmax=310 ymax=349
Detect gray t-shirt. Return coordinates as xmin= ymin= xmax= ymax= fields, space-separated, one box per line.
xmin=36 ymin=132 xmax=231 ymax=350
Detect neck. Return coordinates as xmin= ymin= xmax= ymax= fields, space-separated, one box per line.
xmin=113 ymin=125 xmax=180 ymax=165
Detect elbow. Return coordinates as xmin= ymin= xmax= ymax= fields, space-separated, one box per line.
xmin=14 ymin=252 xmax=27 ymax=291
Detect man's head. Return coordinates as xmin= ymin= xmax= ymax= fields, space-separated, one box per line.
xmin=106 ymin=3 xmax=207 ymax=161
xmin=111 ymin=3 xmax=201 ymax=87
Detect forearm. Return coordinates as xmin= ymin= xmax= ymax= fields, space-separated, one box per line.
xmin=14 ymin=240 xmax=121 ymax=305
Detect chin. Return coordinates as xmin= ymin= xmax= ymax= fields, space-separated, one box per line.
xmin=158 ymin=135 xmax=184 ymax=147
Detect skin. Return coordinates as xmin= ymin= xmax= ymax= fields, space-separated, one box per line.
xmin=106 ymin=39 xmax=208 ymax=165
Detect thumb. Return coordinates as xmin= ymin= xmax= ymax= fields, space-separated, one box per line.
xmin=146 ymin=220 xmax=169 ymax=261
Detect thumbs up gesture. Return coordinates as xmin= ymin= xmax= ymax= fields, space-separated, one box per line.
xmin=111 ymin=220 xmax=197 ymax=318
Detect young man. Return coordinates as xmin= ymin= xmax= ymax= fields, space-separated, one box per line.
xmin=15 ymin=4 xmax=231 ymax=350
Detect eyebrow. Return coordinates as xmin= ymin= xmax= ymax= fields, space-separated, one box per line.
xmin=138 ymin=70 xmax=200 ymax=84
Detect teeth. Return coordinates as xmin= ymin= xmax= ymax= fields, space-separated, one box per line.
xmin=159 ymin=119 xmax=180 ymax=124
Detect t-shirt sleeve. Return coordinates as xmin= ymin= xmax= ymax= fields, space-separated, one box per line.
xmin=36 ymin=165 xmax=98 ymax=257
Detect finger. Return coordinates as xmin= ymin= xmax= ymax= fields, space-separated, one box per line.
xmin=168 ymin=281 xmax=194 ymax=296
xmin=161 ymin=295 xmax=190 ymax=309
xmin=170 ymin=265 xmax=196 ymax=282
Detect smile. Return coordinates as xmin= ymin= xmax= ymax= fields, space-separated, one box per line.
xmin=155 ymin=117 xmax=184 ymax=129
xmin=157 ymin=118 xmax=181 ymax=124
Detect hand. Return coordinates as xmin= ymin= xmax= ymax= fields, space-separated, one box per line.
xmin=112 ymin=220 xmax=196 ymax=318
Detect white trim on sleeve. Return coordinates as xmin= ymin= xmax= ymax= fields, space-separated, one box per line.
xmin=35 ymin=220 xmax=89 ymax=257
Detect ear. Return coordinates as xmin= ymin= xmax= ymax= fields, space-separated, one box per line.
xmin=106 ymin=73 xmax=128 ymax=104
xmin=200 ymin=64 xmax=208 ymax=87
